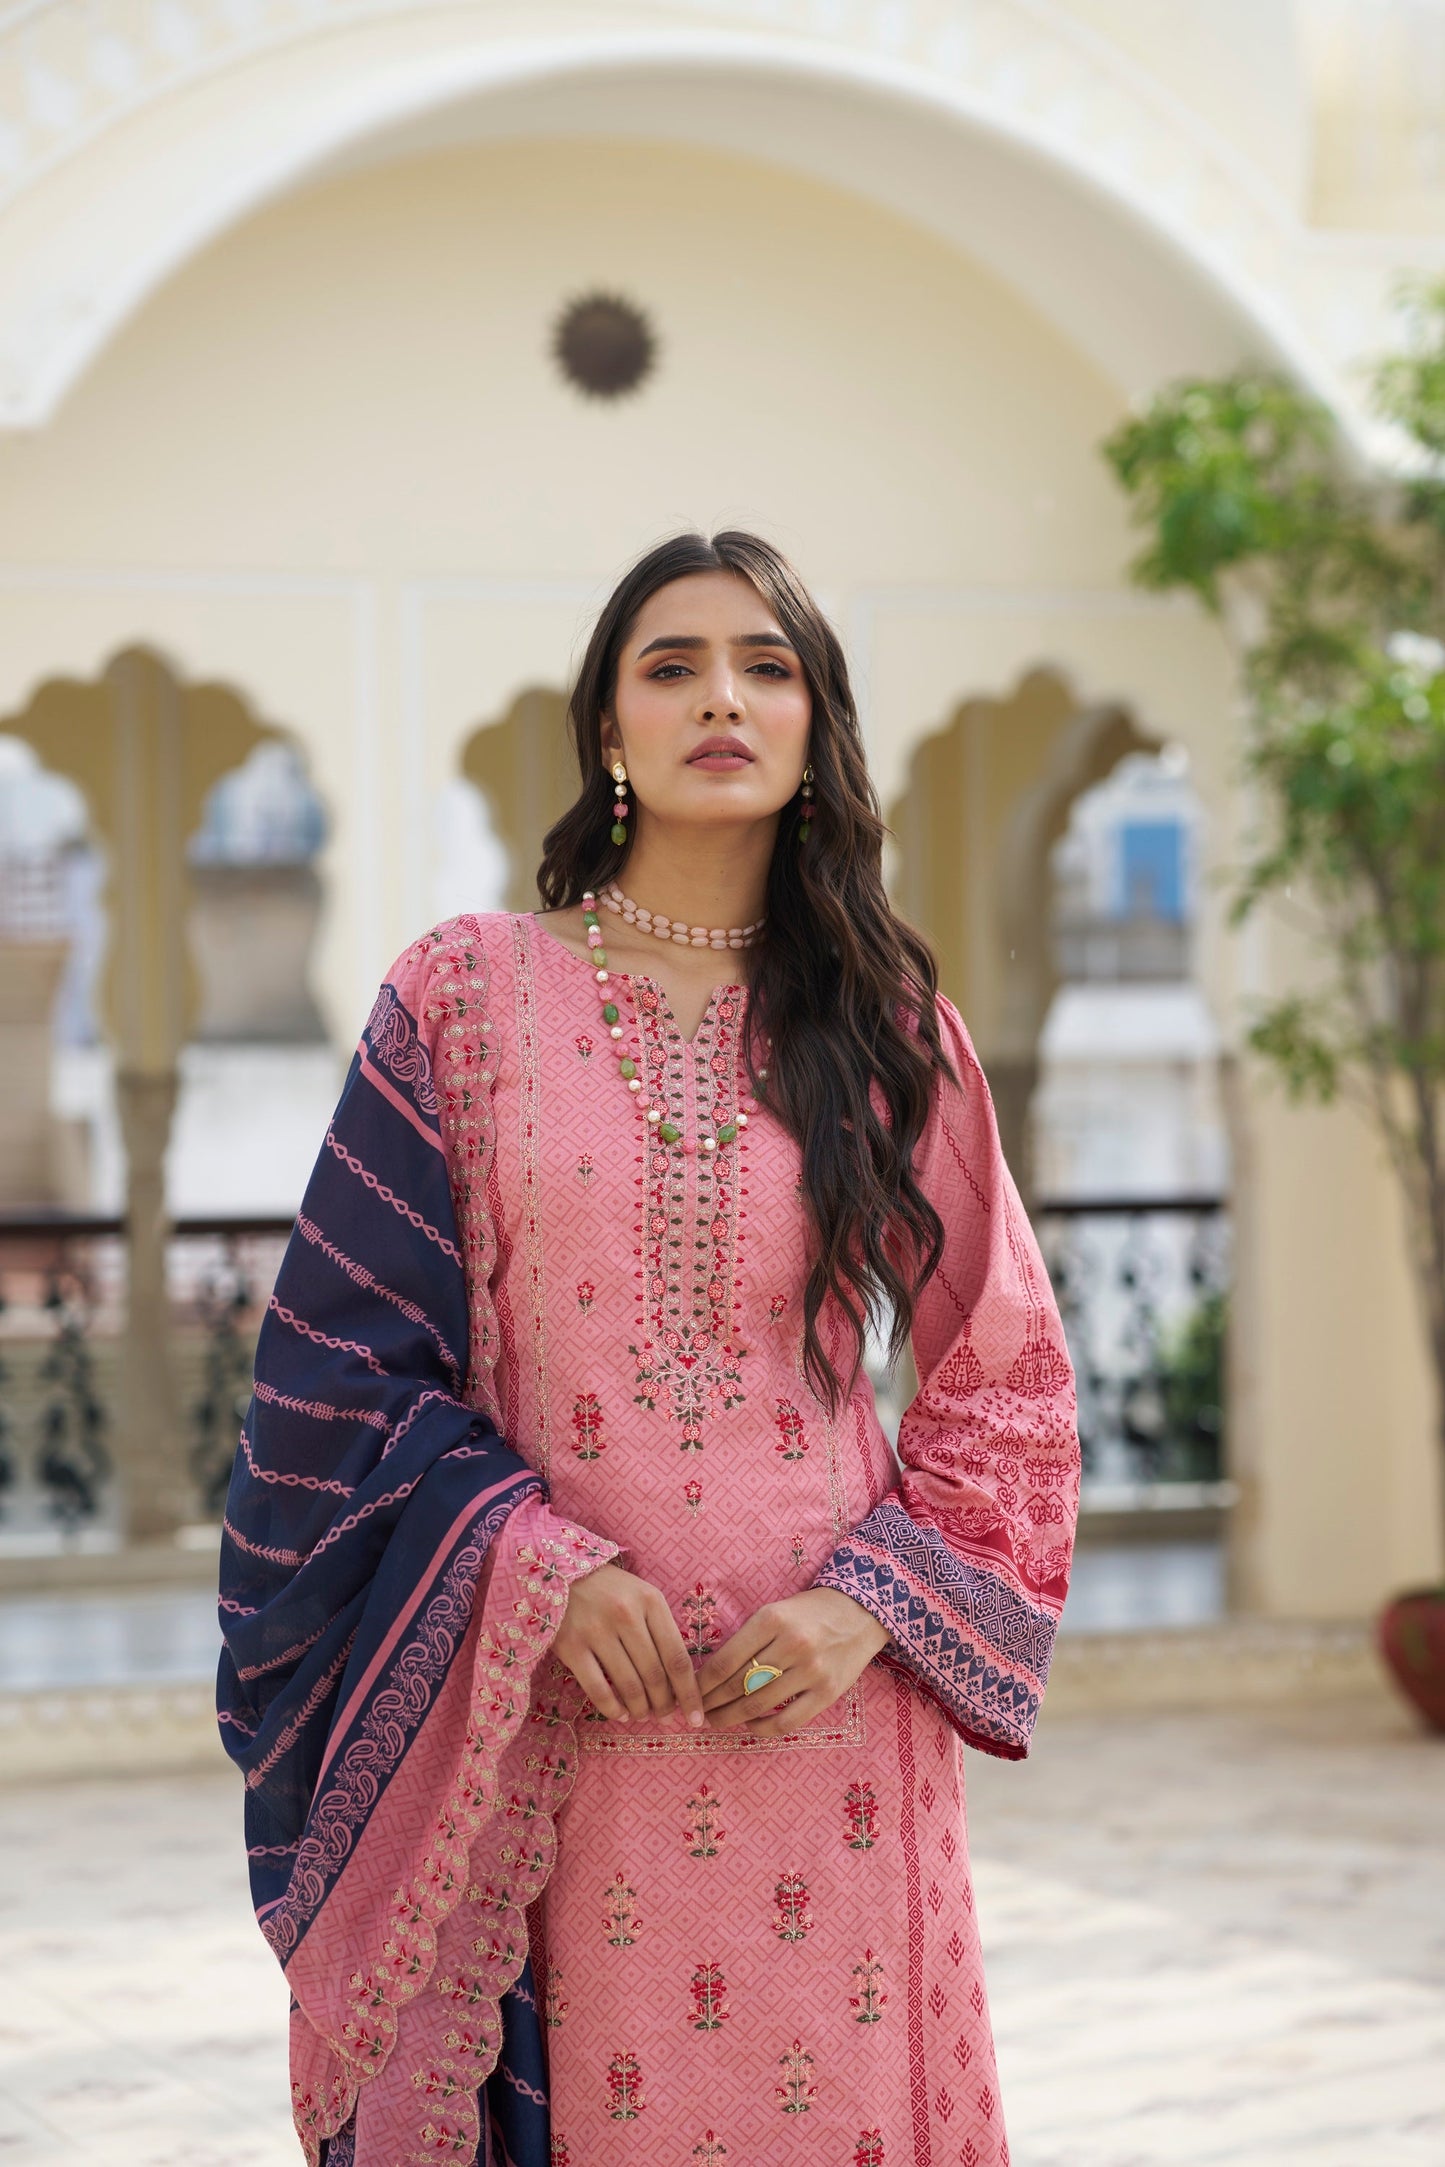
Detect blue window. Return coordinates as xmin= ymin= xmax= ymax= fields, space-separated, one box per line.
xmin=1117 ymin=820 xmax=1184 ymax=920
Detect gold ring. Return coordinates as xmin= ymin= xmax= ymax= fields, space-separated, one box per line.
xmin=742 ymin=1662 xmax=783 ymax=1695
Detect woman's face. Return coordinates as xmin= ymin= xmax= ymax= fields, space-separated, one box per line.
xmin=603 ymin=570 xmax=813 ymax=832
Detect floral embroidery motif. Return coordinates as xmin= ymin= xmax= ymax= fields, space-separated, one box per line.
xmin=606 ymin=2051 xmax=644 ymax=2120
xmin=684 ymin=1785 xmax=725 ymax=1859
xmin=549 ymin=2137 xmax=571 ymax=2167
xmin=768 ymin=1293 xmax=788 ymax=1321
xmin=575 ymin=1280 xmax=595 ymax=1314
xmin=688 ymin=1961 xmax=730 ymax=2031
xmin=775 ymin=1400 xmax=809 ymax=1461
xmin=685 ymin=1477 xmax=703 ymax=1517
xmin=631 ymin=1341 xmax=745 ymax=1451
xmin=423 ymin=937 xmax=500 ymax=1400
xmin=544 ymin=1970 xmax=568 ymax=2029
xmin=854 ymin=2133 xmax=886 ymax=2167
xmin=844 ymin=1779 xmax=878 ymax=1850
xmin=775 ymin=2039 xmax=816 ymax=2115
xmin=691 ymin=2135 xmax=728 ymax=2164
xmin=773 ymin=1871 xmax=811 ymax=1942
xmin=790 ymin=1530 xmax=804 ymax=1569
xmin=604 ymin=1871 xmax=640 ymax=1947
xmin=575 ymin=1153 xmax=594 ymax=1188
xmin=570 ymin=1391 xmax=604 ymax=1461
xmin=849 ymin=1949 xmax=887 ymax=2023
xmin=628 ymin=982 xmax=749 ymax=1453
xmin=681 ymin=1583 xmax=721 ymax=1658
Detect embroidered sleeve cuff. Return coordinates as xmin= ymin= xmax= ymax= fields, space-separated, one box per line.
xmin=813 ymin=1496 xmax=1058 ymax=1760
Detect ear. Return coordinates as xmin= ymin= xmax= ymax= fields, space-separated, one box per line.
xmin=599 ymin=712 xmax=623 ymax=765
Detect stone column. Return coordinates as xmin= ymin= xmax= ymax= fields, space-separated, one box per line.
xmin=7 ymin=647 xmax=271 ymax=1542
xmin=115 ymin=1069 xmax=183 ymax=1539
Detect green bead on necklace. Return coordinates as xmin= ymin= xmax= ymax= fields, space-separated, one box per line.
xmin=579 ymin=892 xmax=758 ymax=1156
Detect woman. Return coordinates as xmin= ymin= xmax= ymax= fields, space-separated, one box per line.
xmin=220 ymin=531 xmax=1079 ymax=2167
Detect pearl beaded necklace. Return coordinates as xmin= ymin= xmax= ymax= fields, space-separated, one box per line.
xmin=600 ymin=883 xmax=763 ymax=951
xmin=581 ymin=892 xmax=764 ymax=1154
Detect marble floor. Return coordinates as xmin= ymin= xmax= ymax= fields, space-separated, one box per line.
xmin=0 ymin=1694 xmax=1439 ymax=2166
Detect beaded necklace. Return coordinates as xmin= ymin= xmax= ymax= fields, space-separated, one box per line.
xmin=599 ymin=882 xmax=763 ymax=951
xmin=581 ymin=892 xmax=764 ymax=1153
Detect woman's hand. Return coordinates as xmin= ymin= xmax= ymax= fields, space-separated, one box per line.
xmin=553 ymin=1563 xmax=705 ymax=1727
xmin=697 ymin=1589 xmax=889 ymax=1738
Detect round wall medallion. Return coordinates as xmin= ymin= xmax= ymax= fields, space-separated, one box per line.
xmin=551 ymin=292 xmax=657 ymax=401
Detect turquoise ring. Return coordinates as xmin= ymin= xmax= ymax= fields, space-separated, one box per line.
xmin=742 ymin=1662 xmax=783 ymax=1695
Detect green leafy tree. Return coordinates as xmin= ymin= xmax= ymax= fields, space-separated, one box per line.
xmin=1104 ymin=279 xmax=1445 ymax=1574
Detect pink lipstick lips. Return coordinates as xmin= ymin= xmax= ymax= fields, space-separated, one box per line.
xmin=687 ymin=736 xmax=755 ymax=770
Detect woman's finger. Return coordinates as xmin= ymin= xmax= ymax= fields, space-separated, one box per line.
xmin=705 ymin=1644 xmax=793 ymax=1728
xmin=617 ymin=1622 xmax=676 ymax=1718
xmin=647 ymin=1600 xmax=705 ymax=1728
xmin=743 ymin=1686 xmax=830 ymax=1739
xmin=702 ymin=1622 xmax=795 ymax=1711
xmin=562 ymin=1646 xmax=629 ymax=1724
xmin=697 ymin=1616 xmax=772 ymax=1702
xmin=596 ymin=1640 xmax=655 ymax=1721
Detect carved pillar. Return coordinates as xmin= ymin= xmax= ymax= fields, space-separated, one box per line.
xmin=115 ymin=1069 xmax=182 ymax=1539
xmin=6 ymin=647 xmax=271 ymax=1541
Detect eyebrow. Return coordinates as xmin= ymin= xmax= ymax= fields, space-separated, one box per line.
xmin=634 ymin=632 xmax=796 ymax=658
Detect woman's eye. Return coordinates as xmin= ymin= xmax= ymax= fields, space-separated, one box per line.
xmin=749 ymin=661 xmax=790 ymax=678
xmin=648 ymin=662 xmax=691 ymax=680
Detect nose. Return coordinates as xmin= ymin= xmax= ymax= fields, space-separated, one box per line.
xmin=696 ymin=663 xmax=744 ymax=725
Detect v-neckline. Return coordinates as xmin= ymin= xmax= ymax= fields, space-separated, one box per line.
xmin=527 ymin=914 xmax=746 ymax=1049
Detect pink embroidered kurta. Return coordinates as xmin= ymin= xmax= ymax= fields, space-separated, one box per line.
xmin=402 ymin=908 xmax=1079 ymax=2167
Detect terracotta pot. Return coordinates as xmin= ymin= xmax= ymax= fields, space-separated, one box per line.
xmin=1377 ymin=1587 xmax=1445 ymax=1731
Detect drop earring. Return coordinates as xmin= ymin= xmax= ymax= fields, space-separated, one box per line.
xmin=610 ymin=761 xmax=630 ymax=847
xmin=798 ymin=764 xmax=815 ymax=845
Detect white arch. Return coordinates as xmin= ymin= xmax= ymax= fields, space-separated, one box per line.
xmin=0 ymin=5 xmax=1415 ymax=444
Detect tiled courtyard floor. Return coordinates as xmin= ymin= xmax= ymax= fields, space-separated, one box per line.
xmin=0 ymin=1692 xmax=1439 ymax=2166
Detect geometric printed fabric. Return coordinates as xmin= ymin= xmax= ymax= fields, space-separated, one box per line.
xmin=406 ymin=911 xmax=1080 ymax=2164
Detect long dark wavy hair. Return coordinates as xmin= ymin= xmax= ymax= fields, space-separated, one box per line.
xmin=538 ymin=531 xmax=950 ymax=1406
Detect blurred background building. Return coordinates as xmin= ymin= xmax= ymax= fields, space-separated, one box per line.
xmin=1 ymin=0 xmax=1444 ymax=1697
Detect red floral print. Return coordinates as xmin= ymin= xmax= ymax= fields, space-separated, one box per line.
xmin=571 ymin=1391 xmax=604 ymax=1461
xmin=849 ymin=1949 xmax=887 ymax=2023
xmin=603 ymin=1871 xmax=640 ymax=1947
xmin=775 ymin=2039 xmax=816 ymax=2115
xmin=844 ymin=1779 xmax=878 ymax=1850
xmin=681 ymin=1583 xmax=720 ymax=1658
xmin=684 ymin=1785 xmax=724 ymax=1859
xmin=772 ymin=1871 xmax=811 ymax=1942
xmin=688 ymin=1961 xmax=730 ymax=2031
xmin=606 ymin=2051 xmax=644 ymax=2120
xmin=774 ymin=1399 xmax=808 ymax=1461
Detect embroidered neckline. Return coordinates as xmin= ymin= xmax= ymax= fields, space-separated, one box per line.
xmin=525 ymin=912 xmax=746 ymax=1048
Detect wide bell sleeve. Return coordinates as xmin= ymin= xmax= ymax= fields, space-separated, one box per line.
xmin=815 ymin=995 xmax=1080 ymax=1759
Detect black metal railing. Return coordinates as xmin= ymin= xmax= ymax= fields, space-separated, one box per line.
xmin=1033 ymin=1196 xmax=1230 ymax=1491
xmin=0 ymin=1213 xmax=293 ymax=1538
xmin=3 ymin=1196 xmax=1230 ymax=1536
